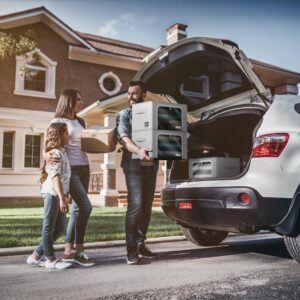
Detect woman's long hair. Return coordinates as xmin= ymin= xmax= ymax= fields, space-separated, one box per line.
xmin=40 ymin=123 xmax=68 ymax=184
xmin=54 ymin=89 xmax=81 ymax=119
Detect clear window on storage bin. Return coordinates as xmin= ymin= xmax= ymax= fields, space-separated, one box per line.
xmin=157 ymin=135 xmax=182 ymax=159
xmin=158 ymin=107 xmax=182 ymax=131
xmin=191 ymin=161 xmax=213 ymax=178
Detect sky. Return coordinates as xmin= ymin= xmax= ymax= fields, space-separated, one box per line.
xmin=0 ymin=0 xmax=300 ymax=74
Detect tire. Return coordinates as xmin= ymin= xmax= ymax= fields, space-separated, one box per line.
xmin=182 ymin=226 xmax=228 ymax=246
xmin=283 ymin=235 xmax=300 ymax=263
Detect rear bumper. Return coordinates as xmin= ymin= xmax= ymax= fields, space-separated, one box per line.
xmin=161 ymin=185 xmax=293 ymax=231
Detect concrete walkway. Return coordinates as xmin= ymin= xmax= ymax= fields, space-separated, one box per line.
xmin=0 ymin=235 xmax=186 ymax=256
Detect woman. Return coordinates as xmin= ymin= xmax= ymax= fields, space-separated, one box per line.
xmin=49 ymin=89 xmax=94 ymax=267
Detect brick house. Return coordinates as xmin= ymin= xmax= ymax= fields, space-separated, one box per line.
xmin=1 ymin=7 xmax=300 ymax=205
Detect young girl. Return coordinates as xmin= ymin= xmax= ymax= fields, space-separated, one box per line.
xmin=27 ymin=123 xmax=72 ymax=269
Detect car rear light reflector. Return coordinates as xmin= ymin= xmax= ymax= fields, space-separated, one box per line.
xmin=239 ymin=193 xmax=250 ymax=205
xmin=179 ymin=202 xmax=193 ymax=209
xmin=253 ymin=133 xmax=289 ymax=157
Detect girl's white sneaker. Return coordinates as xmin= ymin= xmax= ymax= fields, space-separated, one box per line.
xmin=26 ymin=255 xmax=44 ymax=266
xmin=45 ymin=259 xmax=72 ymax=269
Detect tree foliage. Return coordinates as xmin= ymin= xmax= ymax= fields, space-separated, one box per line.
xmin=0 ymin=29 xmax=37 ymax=60
xmin=0 ymin=29 xmax=40 ymax=77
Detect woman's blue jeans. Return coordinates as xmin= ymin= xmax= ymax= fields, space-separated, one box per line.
xmin=124 ymin=166 xmax=157 ymax=249
xmin=65 ymin=165 xmax=92 ymax=244
xmin=35 ymin=193 xmax=66 ymax=260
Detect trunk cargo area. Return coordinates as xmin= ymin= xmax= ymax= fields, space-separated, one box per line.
xmin=170 ymin=112 xmax=263 ymax=182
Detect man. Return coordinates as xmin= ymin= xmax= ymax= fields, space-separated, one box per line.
xmin=116 ymin=80 xmax=159 ymax=265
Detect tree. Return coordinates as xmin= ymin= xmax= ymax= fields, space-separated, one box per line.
xmin=0 ymin=29 xmax=37 ymax=59
xmin=0 ymin=29 xmax=39 ymax=77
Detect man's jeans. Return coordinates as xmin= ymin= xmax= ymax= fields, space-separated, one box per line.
xmin=35 ymin=193 xmax=66 ymax=259
xmin=124 ymin=166 xmax=157 ymax=249
xmin=65 ymin=165 xmax=92 ymax=244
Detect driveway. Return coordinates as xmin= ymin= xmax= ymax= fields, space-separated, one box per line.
xmin=1 ymin=233 xmax=300 ymax=299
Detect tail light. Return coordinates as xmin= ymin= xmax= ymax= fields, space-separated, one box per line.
xmin=239 ymin=193 xmax=251 ymax=205
xmin=179 ymin=202 xmax=193 ymax=209
xmin=253 ymin=133 xmax=289 ymax=157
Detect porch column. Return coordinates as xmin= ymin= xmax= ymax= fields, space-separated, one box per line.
xmin=99 ymin=110 xmax=119 ymax=207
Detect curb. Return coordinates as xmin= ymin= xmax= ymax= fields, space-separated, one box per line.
xmin=0 ymin=235 xmax=186 ymax=257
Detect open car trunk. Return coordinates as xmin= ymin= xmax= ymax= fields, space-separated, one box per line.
xmin=134 ymin=37 xmax=269 ymax=115
xmin=170 ymin=110 xmax=264 ymax=182
xmin=133 ymin=37 xmax=271 ymax=178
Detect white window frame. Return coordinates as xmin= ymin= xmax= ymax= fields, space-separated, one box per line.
xmin=0 ymin=131 xmax=15 ymax=169
xmin=23 ymin=133 xmax=42 ymax=169
xmin=14 ymin=48 xmax=57 ymax=99
xmin=99 ymin=71 xmax=122 ymax=96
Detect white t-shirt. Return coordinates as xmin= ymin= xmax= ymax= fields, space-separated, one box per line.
xmin=51 ymin=118 xmax=89 ymax=166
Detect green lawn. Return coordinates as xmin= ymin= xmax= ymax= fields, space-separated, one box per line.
xmin=0 ymin=203 xmax=182 ymax=248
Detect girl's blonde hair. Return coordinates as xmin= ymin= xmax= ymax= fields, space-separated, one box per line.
xmin=40 ymin=123 xmax=68 ymax=184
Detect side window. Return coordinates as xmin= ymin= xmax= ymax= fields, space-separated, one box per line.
xmin=2 ymin=132 xmax=14 ymax=168
xmin=24 ymin=134 xmax=41 ymax=168
xmin=14 ymin=49 xmax=57 ymax=99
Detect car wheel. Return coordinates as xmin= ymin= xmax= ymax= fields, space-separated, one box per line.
xmin=182 ymin=226 xmax=228 ymax=246
xmin=283 ymin=235 xmax=300 ymax=263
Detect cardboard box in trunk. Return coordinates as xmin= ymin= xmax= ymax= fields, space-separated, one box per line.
xmin=81 ymin=127 xmax=117 ymax=153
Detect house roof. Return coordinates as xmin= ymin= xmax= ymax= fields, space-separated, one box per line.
xmin=77 ymin=32 xmax=153 ymax=59
xmin=251 ymin=59 xmax=300 ymax=77
xmin=251 ymin=58 xmax=300 ymax=86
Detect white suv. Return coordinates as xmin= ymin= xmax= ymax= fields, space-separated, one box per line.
xmin=133 ymin=37 xmax=300 ymax=263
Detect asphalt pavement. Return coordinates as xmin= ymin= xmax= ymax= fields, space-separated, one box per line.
xmin=1 ymin=232 xmax=300 ymax=300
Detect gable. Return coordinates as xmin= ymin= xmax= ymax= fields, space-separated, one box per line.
xmin=0 ymin=6 xmax=95 ymax=51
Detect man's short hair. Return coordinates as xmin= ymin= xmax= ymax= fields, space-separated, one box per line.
xmin=129 ymin=80 xmax=146 ymax=93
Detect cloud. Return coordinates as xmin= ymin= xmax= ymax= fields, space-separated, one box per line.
xmin=97 ymin=13 xmax=136 ymax=38
xmin=97 ymin=19 xmax=119 ymax=37
xmin=145 ymin=16 xmax=155 ymax=23
xmin=121 ymin=13 xmax=136 ymax=23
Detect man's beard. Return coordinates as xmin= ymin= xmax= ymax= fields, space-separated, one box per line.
xmin=130 ymin=97 xmax=143 ymax=106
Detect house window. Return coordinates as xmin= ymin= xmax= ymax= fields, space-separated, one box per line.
xmin=103 ymin=77 xmax=116 ymax=92
xmin=99 ymin=71 xmax=122 ymax=96
xmin=2 ymin=132 xmax=14 ymax=168
xmin=24 ymin=61 xmax=46 ymax=92
xmin=14 ymin=49 xmax=57 ymax=99
xmin=24 ymin=135 xmax=41 ymax=168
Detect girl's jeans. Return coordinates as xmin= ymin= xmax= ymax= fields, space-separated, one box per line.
xmin=65 ymin=165 xmax=92 ymax=244
xmin=35 ymin=193 xmax=66 ymax=260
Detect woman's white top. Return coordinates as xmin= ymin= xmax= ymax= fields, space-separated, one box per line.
xmin=51 ymin=118 xmax=89 ymax=166
xmin=41 ymin=148 xmax=71 ymax=196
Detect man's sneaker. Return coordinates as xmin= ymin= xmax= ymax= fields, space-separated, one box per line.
xmin=138 ymin=244 xmax=158 ymax=259
xmin=26 ymin=255 xmax=45 ymax=266
xmin=45 ymin=259 xmax=72 ymax=270
xmin=73 ymin=252 xmax=95 ymax=267
xmin=126 ymin=247 xmax=140 ymax=265
xmin=62 ymin=253 xmax=76 ymax=263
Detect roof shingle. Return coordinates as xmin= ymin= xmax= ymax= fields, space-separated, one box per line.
xmin=77 ymin=32 xmax=154 ymax=59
